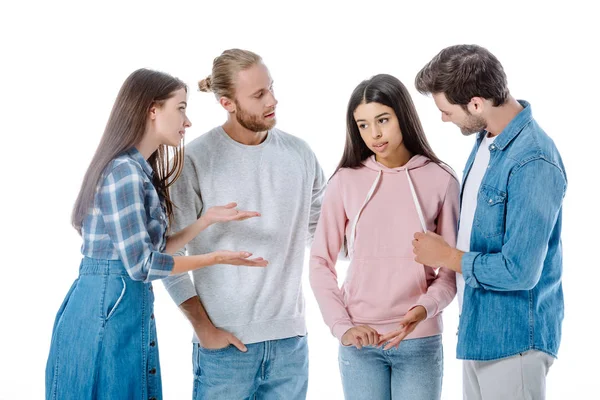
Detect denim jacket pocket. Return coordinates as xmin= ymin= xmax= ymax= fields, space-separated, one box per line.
xmin=475 ymin=184 xmax=507 ymax=238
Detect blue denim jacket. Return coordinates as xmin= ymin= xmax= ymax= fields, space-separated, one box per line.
xmin=457 ymin=101 xmax=567 ymax=360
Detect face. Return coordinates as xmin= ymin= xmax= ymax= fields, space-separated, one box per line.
xmin=432 ymin=92 xmax=486 ymax=136
xmin=354 ymin=102 xmax=406 ymax=162
xmin=229 ymin=63 xmax=278 ymax=132
xmin=152 ymin=88 xmax=192 ymax=147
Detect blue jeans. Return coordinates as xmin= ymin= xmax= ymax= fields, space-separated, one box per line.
xmin=192 ymin=335 xmax=308 ymax=399
xmin=338 ymin=335 xmax=443 ymax=400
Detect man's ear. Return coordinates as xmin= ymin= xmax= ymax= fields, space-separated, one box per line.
xmin=220 ymin=97 xmax=236 ymax=113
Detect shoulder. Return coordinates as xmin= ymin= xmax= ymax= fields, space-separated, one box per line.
xmin=271 ymin=128 xmax=317 ymax=158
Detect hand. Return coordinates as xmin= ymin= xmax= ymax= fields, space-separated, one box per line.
xmin=412 ymin=231 xmax=459 ymax=271
xmin=196 ymin=326 xmax=248 ymax=352
xmin=203 ymin=202 xmax=260 ymax=226
xmin=378 ymin=306 xmax=427 ymax=350
xmin=341 ymin=325 xmax=381 ymax=349
xmin=212 ymin=250 xmax=269 ymax=267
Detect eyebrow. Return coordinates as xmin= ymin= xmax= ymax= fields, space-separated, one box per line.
xmin=179 ymin=101 xmax=187 ymax=106
xmin=355 ymin=112 xmax=391 ymax=123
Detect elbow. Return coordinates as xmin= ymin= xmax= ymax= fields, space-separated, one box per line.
xmin=500 ymin=257 xmax=542 ymax=291
xmin=515 ymin=274 xmax=540 ymax=291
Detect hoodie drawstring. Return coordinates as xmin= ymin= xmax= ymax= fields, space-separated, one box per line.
xmin=347 ymin=169 xmax=427 ymax=259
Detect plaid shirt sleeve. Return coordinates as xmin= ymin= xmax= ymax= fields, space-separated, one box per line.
xmin=97 ymin=162 xmax=174 ymax=282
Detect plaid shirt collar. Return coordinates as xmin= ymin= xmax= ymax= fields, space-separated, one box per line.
xmin=126 ymin=147 xmax=154 ymax=179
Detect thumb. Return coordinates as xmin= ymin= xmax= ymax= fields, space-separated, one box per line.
xmin=224 ymin=202 xmax=237 ymax=209
xmin=398 ymin=313 xmax=415 ymax=326
xmin=229 ymin=334 xmax=247 ymax=352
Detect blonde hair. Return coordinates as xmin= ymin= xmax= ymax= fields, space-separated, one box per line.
xmin=198 ymin=49 xmax=262 ymax=99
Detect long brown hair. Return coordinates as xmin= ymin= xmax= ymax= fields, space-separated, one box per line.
xmin=336 ymin=74 xmax=443 ymax=176
xmin=72 ymin=68 xmax=187 ymax=235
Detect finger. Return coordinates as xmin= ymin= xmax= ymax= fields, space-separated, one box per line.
xmin=224 ymin=202 xmax=237 ymax=209
xmin=235 ymin=212 xmax=261 ymax=220
xmin=378 ymin=329 xmax=402 ymax=344
xmin=384 ymin=330 xmax=409 ymax=350
xmin=243 ymin=258 xmax=269 ymax=267
xmin=367 ymin=327 xmax=379 ymax=345
xmin=412 ymin=239 xmax=418 ymax=248
xmin=358 ymin=328 xmax=374 ymax=346
xmin=238 ymin=209 xmax=261 ymax=216
xmin=414 ymin=232 xmax=423 ymax=240
xmin=354 ymin=335 xmax=363 ymax=350
xmin=228 ymin=334 xmax=248 ymax=352
xmin=358 ymin=330 xmax=370 ymax=347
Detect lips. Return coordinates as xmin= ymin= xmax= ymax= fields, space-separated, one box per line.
xmin=373 ymin=142 xmax=388 ymax=148
xmin=264 ymin=109 xmax=276 ymax=118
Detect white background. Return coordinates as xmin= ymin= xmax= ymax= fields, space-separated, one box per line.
xmin=1 ymin=1 xmax=597 ymax=399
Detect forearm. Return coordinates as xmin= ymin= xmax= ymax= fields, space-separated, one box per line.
xmin=179 ymin=296 xmax=215 ymax=333
xmin=164 ymin=217 xmax=210 ymax=255
xmin=415 ymin=267 xmax=457 ymax=318
xmin=170 ymin=254 xmax=216 ymax=274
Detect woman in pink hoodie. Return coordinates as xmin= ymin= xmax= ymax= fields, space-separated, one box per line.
xmin=310 ymin=74 xmax=459 ymax=400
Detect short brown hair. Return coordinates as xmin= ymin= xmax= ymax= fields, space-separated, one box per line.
xmin=415 ymin=44 xmax=509 ymax=107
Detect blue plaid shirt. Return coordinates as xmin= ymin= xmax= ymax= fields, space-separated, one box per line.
xmin=80 ymin=148 xmax=174 ymax=282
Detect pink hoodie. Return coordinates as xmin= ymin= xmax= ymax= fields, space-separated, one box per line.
xmin=309 ymin=155 xmax=459 ymax=342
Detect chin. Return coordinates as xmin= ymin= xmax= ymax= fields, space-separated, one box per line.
xmin=265 ymin=119 xmax=277 ymax=129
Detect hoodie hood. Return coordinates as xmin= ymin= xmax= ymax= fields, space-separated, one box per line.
xmin=361 ymin=154 xmax=431 ymax=173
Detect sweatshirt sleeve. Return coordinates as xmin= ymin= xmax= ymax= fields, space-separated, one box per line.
xmin=413 ymin=174 xmax=459 ymax=318
xmin=161 ymin=154 xmax=203 ymax=305
xmin=309 ymin=172 xmax=355 ymax=341
xmin=307 ymin=152 xmax=327 ymax=245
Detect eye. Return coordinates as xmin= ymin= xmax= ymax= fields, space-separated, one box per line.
xmin=378 ymin=118 xmax=389 ymax=124
xmin=358 ymin=123 xmax=368 ymax=129
xmin=255 ymin=91 xmax=264 ymax=98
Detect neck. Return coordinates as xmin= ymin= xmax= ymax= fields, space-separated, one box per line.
xmin=485 ymin=96 xmax=523 ymax=137
xmin=376 ymin=147 xmax=413 ymax=169
xmin=136 ymin=130 xmax=159 ymax=159
xmin=222 ymin=117 xmax=268 ymax=146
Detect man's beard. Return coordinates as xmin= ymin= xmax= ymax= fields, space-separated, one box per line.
xmin=459 ymin=113 xmax=487 ymax=136
xmin=235 ymin=101 xmax=276 ymax=132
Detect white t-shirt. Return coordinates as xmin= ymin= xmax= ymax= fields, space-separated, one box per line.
xmin=456 ymin=134 xmax=497 ymax=311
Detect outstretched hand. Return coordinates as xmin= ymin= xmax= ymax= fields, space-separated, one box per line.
xmin=204 ymin=202 xmax=260 ymax=225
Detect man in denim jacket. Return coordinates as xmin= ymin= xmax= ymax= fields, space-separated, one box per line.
xmin=412 ymin=44 xmax=567 ymax=400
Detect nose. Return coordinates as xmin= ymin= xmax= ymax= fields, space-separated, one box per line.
xmin=370 ymin=124 xmax=382 ymax=139
xmin=184 ymin=115 xmax=192 ymax=128
xmin=266 ymin=90 xmax=278 ymax=109
xmin=441 ymin=113 xmax=449 ymax=123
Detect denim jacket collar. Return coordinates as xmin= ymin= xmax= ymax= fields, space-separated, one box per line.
xmin=479 ymin=100 xmax=532 ymax=151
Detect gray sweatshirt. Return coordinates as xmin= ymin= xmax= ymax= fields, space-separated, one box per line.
xmin=163 ymin=126 xmax=326 ymax=344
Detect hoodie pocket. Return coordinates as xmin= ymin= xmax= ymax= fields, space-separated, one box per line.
xmin=345 ymin=257 xmax=426 ymax=323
